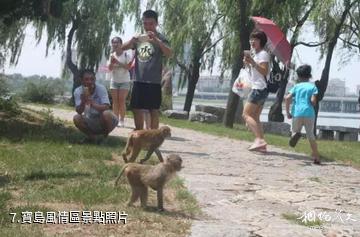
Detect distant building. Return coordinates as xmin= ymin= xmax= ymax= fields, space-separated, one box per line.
xmin=172 ymin=70 xmax=231 ymax=94
xmin=326 ymin=78 xmax=346 ymax=97
xmin=196 ymin=75 xmax=230 ymax=93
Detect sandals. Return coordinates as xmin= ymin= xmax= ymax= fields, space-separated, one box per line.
xmin=252 ymin=145 xmax=267 ymax=153
xmin=248 ymin=141 xmax=267 ymax=152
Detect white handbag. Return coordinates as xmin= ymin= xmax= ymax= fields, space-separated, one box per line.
xmin=232 ymin=68 xmax=252 ymax=98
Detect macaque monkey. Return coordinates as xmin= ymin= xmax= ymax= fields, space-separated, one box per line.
xmin=114 ymin=154 xmax=182 ymax=211
xmin=122 ymin=126 xmax=171 ymax=163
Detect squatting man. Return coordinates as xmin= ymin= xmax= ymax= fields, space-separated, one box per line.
xmin=73 ymin=69 xmax=118 ymax=142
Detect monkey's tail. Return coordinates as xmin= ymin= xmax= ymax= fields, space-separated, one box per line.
xmin=122 ymin=134 xmax=133 ymax=156
xmin=121 ymin=134 xmax=134 ymax=163
xmin=114 ymin=164 xmax=128 ymax=187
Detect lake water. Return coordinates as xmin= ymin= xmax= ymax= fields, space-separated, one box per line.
xmin=172 ymin=96 xmax=360 ymax=129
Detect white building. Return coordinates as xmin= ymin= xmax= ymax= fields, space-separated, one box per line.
xmin=326 ymin=78 xmax=346 ymax=97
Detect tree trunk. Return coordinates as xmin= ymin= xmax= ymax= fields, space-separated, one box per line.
xmin=268 ymin=2 xmax=315 ymax=122
xmin=268 ymin=62 xmax=288 ymax=122
xmin=314 ymin=1 xmax=353 ymax=135
xmin=67 ymin=18 xmax=80 ymax=105
xmin=223 ymin=54 xmax=242 ymax=127
xmin=183 ymin=58 xmax=201 ymax=112
xmin=223 ymin=0 xmax=250 ymax=128
xmin=183 ymin=35 xmax=204 ymax=112
xmin=161 ymin=67 xmax=173 ymax=110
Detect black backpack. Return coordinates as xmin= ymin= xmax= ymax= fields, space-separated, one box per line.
xmin=265 ymin=62 xmax=282 ymax=93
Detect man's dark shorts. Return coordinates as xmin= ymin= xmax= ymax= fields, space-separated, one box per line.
xmin=130 ymin=82 xmax=162 ymax=110
xmin=247 ymin=88 xmax=269 ymax=106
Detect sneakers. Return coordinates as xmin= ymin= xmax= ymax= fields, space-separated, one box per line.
xmin=117 ymin=119 xmax=124 ymax=128
xmin=313 ymin=159 xmax=321 ymax=165
xmin=289 ymin=132 xmax=301 ymax=147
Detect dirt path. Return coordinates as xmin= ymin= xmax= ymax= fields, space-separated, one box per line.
xmin=30 ymin=106 xmax=360 ymax=237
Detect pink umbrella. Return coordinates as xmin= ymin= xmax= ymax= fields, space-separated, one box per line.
xmin=251 ymin=16 xmax=291 ymax=66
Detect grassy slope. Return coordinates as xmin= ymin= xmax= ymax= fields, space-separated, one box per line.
xmin=0 ymin=109 xmax=198 ymax=237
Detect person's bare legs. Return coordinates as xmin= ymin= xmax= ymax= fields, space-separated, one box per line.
xmin=309 ymin=139 xmax=320 ymax=164
xmin=143 ymin=110 xmax=151 ymax=129
xmin=101 ymin=110 xmax=117 ymax=136
xmin=149 ymin=109 xmax=159 ymax=129
xmin=243 ymin=102 xmax=264 ymax=139
xmin=133 ymin=109 xmax=144 ymax=130
xmin=111 ymin=89 xmax=119 ymax=119
xmin=118 ymin=89 xmax=129 ymax=121
xmin=73 ymin=114 xmax=96 ymax=140
xmin=243 ymin=102 xmax=266 ymax=150
xmin=254 ymin=104 xmax=265 ymax=141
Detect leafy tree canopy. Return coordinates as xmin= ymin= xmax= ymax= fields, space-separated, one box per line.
xmin=1 ymin=0 xmax=123 ymax=70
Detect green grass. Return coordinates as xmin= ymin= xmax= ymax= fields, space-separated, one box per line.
xmin=21 ymin=102 xmax=74 ymax=111
xmin=308 ymin=177 xmax=321 ymax=183
xmin=169 ymin=178 xmax=201 ymax=216
xmin=282 ymin=213 xmax=324 ymax=227
xmin=160 ymin=116 xmax=360 ymax=168
xmin=0 ymin=109 xmax=195 ymax=236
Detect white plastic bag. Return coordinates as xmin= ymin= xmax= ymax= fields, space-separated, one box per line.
xmin=232 ymin=68 xmax=252 ymax=97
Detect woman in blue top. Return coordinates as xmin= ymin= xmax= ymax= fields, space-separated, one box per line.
xmin=285 ymin=65 xmax=320 ymax=164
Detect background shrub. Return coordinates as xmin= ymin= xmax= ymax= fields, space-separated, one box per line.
xmin=0 ymin=76 xmax=20 ymax=115
xmin=21 ymin=81 xmax=56 ymax=104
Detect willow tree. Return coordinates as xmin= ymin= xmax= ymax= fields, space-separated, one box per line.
xmin=32 ymin=0 xmax=123 ymax=100
xmin=0 ymin=0 xmax=123 ymax=103
xmin=0 ymin=19 xmax=26 ymax=68
xmin=340 ymin=1 xmax=360 ymax=52
xmin=218 ymin=0 xmax=251 ymax=127
xmin=311 ymin=0 xmax=359 ymax=134
xmin=162 ymin=1 xmax=224 ymax=112
xmin=346 ymin=2 xmax=360 ymax=103
xmin=0 ymin=0 xmax=66 ymax=68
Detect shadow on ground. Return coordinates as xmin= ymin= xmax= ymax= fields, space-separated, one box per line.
xmin=24 ymin=170 xmax=92 ymax=181
xmin=0 ymin=109 xmax=124 ymax=148
xmin=0 ymin=176 xmax=10 ymax=187
xmin=265 ymin=150 xmax=335 ymax=164
xmin=144 ymin=206 xmax=199 ymax=220
xmin=167 ymin=136 xmax=190 ymax=142
xmin=161 ymin=149 xmax=209 ymax=157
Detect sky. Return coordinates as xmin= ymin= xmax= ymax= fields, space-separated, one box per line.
xmin=3 ymin=21 xmax=360 ymax=94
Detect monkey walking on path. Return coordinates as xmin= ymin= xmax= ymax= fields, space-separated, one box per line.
xmin=114 ymin=154 xmax=182 ymax=211
xmin=122 ymin=125 xmax=171 ymax=163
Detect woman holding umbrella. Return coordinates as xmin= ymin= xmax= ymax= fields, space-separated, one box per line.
xmin=242 ymin=30 xmax=270 ymax=152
